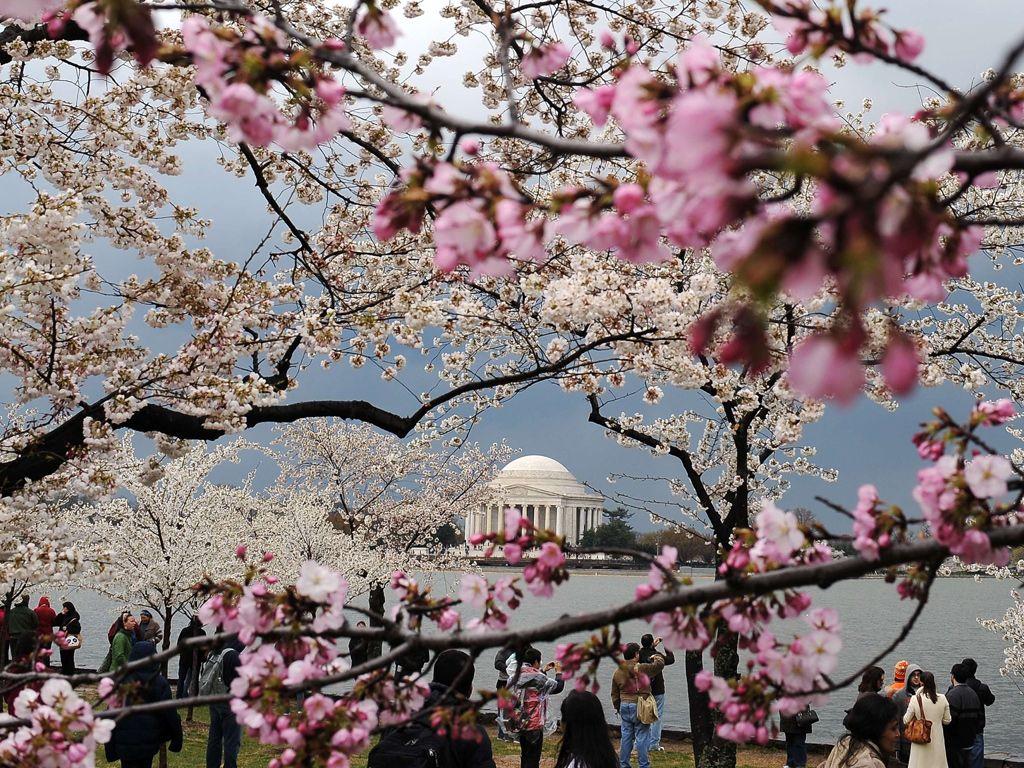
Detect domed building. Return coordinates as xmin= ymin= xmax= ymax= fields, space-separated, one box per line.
xmin=465 ymin=455 xmax=604 ymax=549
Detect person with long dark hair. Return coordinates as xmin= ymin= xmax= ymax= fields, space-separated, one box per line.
xmin=554 ymin=690 xmax=617 ymax=768
xmin=55 ymin=601 xmax=81 ymax=675
xmin=858 ymin=667 xmax=886 ymax=699
xmin=904 ymin=671 xmax=951 ymax=768
xmin=823 ymin=694 xmax=900 ymax=768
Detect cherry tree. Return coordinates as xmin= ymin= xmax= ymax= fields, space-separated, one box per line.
xmin=75 ymin=437 xmax=253 ymax=660
xmin=269 ymin=419 xmax=511 ymax=649
xmin=5 ymin=0 xmax=1024 ymax=766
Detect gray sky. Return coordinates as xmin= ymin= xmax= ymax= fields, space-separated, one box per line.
xmin=4 ymin=1 xmax=1024 ymax=533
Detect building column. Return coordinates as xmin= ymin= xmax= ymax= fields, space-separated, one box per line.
xmin=541 ymin=505 xmax=549 ymax=530
xmin=554 ymin=505 xmax=563 ymax=536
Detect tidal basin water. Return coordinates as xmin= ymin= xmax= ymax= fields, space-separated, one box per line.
xmin=62 ymin=570 xmax=1024 ymax=757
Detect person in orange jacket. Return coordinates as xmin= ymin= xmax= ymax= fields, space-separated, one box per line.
xmin=886 ymin=660 xmax=909 ymax=698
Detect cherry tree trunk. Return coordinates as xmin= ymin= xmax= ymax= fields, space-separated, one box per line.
xmin=685 ymin=650 xmax=714 ymax=768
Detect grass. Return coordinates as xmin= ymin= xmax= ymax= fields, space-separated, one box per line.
xmin=94 ymin=710 xmax=803 ymax=768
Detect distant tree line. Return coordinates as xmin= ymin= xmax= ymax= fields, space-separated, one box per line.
xmin=579 ymin=507 xmax=714 ymax=565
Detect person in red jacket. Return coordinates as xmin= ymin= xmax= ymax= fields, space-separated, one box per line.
xmin=34 ymin=596 xmax=57 ymax=663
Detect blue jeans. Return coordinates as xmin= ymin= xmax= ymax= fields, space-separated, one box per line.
xmin=619 ymin=702 xmax=652 ymax=768
xmin=969 ymin=733 xmax=985 ymax=768
xmin=786 ymin=732 xmax=807 ymax=768
xmin=206 ymin=703 xmax=241 ymax=768
xmin=650 ymin=693 xmax=666 ymax=748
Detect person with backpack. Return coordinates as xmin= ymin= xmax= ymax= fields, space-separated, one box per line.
xmin=554 ymin=689 xmax=617 ymax=768
xmin=945 ymin=664 xmax=982 ymax=768
xmin=104 ymin=641 xmax=183 ymax=768
xmin=202 ymin=636 xmax=245 ymax=768
xmin=506 ymin=648 xmax=565 ymax=768
xmin=368 ymin=649 xmax=496 ymax=768
xmin=611 ymin=643 xmax=665 ymax=768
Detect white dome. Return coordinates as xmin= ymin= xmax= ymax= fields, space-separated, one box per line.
xmin=500 ymin=455 xmax=572 ymax=475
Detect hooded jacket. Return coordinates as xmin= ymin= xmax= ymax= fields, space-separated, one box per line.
xmin=893 ymin=664 xmax=923 ymax=759
xmin=373 ymin=682 xmax=496 ymax=768
xmin=33 ymin=598 xmax=57 ymax=639
xmin=105 ymin=641 xmax=183 ymax=762
xmin=6 ymin=602 xmax=38 ymax=639
xmin=508 ymin=664 xmax=565 ymax=733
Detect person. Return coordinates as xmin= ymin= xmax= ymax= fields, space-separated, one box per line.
xmin=493 ymin=645 xmax=516 ymax=743
xmin=348 ymin=621 xmax=369 ymax=668
xmin=367 ymin=649 xmax=497 ymax=768
xmin=107 ymin=615 xmax=138 ymax=673
xmin=780 ymin=706 xmax=815 ymax=768
xmin=104 ymin=641 xmax=183 ymax=768
xmin=892 ymin=663 xmax=923 ymax=764
xmin=611 ymin=642 xmax=665 ymax=768
xmin=108 ymin=610 xmax=134 ymax=643
xmin=858 ymin=667 xmax=885 ymax=700
xmin=886 ymin=661 xmax=910 ymax=698
xmin=55 ymin=601 xmax=82 ymax=676
xmin=205 ymin=636 xmax=244 ymax=768
xmin=3 ymin=634 xmax=41 ymax=713
xmin=822 ymin=694 xmax=899 ymax=768
xmin=508 ymin=647 xmax=565 ymax=768
xmin=6 ymin=594 xmax=38 ymax=648
xmin=945 ymin=664 xmax=982 ymax=768
xmin=175 ymin=614 xmax=206 ymax=698
xmin=903 ymin=671 xmax=952 ymax=768
xmin=638 ymin=634 xmax=675 ymax=752
xmin=554 ymin=689 xmax=618 ymax=768
xmin=33 ymin=596 xmax=57 ymax=659
xmin=959 ymin=658 xmax=994 ymax=768
xmin=394 ymin=643 xmax=429 ymax=680
xmin=138 ymin=610 xmax=163 ymax=644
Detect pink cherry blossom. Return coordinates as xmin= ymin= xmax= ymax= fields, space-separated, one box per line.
xmin=894 ymin=29 xmax=925 ymax=62
xmin=0 ymin=0 xmax=61 ymax=21
xmin=788 ymin=336 xmax=865 ymax=403
xmin=964 ymin=455 xmax=1012 ymax=499
xmin=521 ymin=42 xmax=570 ymax=79
xmin=458 ymin=573 xmax=489 ymax=609
xmin=882 ymin=331 xmax=919 ymax=395
xmin=356 ymin=7 xmax=400 ymax=49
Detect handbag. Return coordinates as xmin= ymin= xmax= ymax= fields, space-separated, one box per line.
xmin=904 ymin=692 xmax=933 ymax=745
xmin=637 ymin=693 xmax=659 ymax=725
xmin=795 ymin=708 xmax=819 ymax=728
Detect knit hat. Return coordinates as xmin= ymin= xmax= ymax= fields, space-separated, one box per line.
xmin=140 ymin=609 xmax=152 ymax=619
xmin=893 ymin=660 xmax=909 ymax=682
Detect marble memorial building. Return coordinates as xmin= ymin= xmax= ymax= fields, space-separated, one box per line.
xmin=465 ymin=455 xmax=604 ymax=549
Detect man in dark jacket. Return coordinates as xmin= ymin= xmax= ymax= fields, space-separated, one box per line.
xmin=105 ymin=641 xmax=183 ymax=768
xmin=959 ymin=658 xmax=994 ymax=768
xmin=639 ymin=634 xmax=675 ymax=752
xmin=206 ymin=638 xmax=244 ymax=768
xmin=368 ymin=649 xmax=496 ymax=768
xmin=946 ymin=664 xmax=983 ymax=768
xmin=6 ymin=595 xmax=38 ymax=648
xmin=175 ymin=615 xmax=206 ymax=698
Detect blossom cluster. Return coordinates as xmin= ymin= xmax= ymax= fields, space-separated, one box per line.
xmin=182 ymin=15 xmax=350 ymax=151
xmin=467 ymin=506 xmax=569 ymax=597
xmin=0 ymin=679 xmax=114 ymax=766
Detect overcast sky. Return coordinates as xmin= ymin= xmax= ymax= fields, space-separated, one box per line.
xmin=4 ymin=1 xmax=1024 ymax=533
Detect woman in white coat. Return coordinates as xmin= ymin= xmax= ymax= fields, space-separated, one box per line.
xmin=903 ymin=671 xmax=952 ymax=768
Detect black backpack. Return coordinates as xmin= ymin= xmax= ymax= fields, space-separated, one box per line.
xmin=367 ymin=719 xmax=455 ymax=768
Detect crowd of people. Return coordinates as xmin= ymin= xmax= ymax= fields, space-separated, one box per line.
xmin=785 ymin=658 xmax=995 ymax=768
xmin=0 ymin=599 xmax=1007 ymax=768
